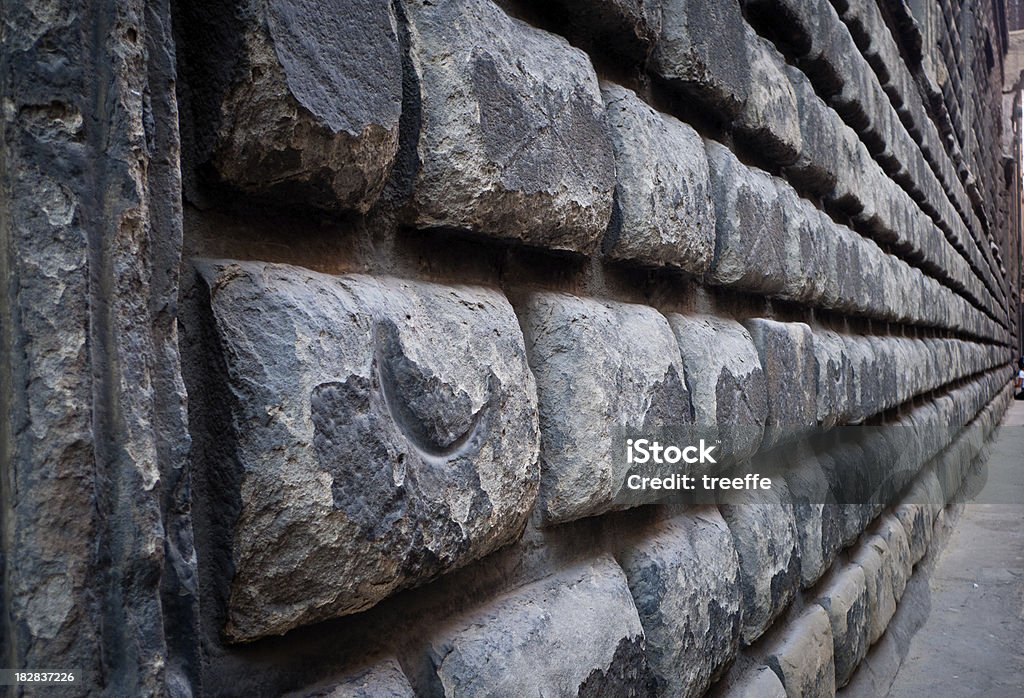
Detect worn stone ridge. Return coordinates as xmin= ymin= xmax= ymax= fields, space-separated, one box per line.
xmin=403 ymin=0 xmax=615 ymax=253
xmin=195 ymin=259 xmax=540 ymax=641
xmin=200 ymin=0 xmax=402 ymax=213
xmin=426 ymin=557 xmax=652 ymax=697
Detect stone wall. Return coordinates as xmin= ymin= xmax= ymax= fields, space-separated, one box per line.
xmin=0 ymin=0 xmax=1018 ymax=696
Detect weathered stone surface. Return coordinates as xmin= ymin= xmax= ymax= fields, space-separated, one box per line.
xmin=198 ymin=260 xmax=540 ymax=641
xmin=764 ymin=605 xmax=837 ymax=698
xmin=714 ymin=667 xmax=787 ymax=698
xmin=816 ymin=564 xmax=869 ymax=688
xmin=201 ymin=0 xmax=402 ymax=212
xmin=404 ymin=0 xmax=615 ymax=253
xmin=522 ymin=292 xmax=693 ymax=523
xmin=851 ymin=534 xmax=898 ymax=646
xmin=667 ymin=314 xmax=767 ymax=463
xmin=719 ymin=481 xmax=800 ymax=645
xmin=298 ymin=658 xmax=414 ymax=698
xmin=618 ymin=509 xmax=742 ymax=697
xmin=736 ymin=34 xmax=802 ymax=165
xmin=653 ymin=0 xmax=751 ymax=118
xmin=781 ymin=443 xmax=843 ymax=588
xmin=744 ymin=319 xmax=818 ymax=449
xmin=893 ymin=476 xmax=938 ymax=567
xmin=429 ymin=557 xmax=654 ymax=697
xmin=706 ymin=141 xmax=789 ymax=295
xmin=601 ymin=84 xmax=715 ymax=273
xmin=2 ymin=1 xmax=191 ymax=693
xmin=811 ymin=329 xmax=847 ymax=428
xmin=773 ymin=182 xmax=817 ymax=303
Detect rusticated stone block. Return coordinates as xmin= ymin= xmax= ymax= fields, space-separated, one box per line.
xmin=851 ymin=534 xmax=898 ymax=646
xmin=198 ymin=260 xmax=540 ymax=641
xmin=404 ymin=0 xmax=615 ymax=253
xmin=816 ymin=563 xmax=869 ymax=687
xmin=618 ymin=509 xmax=742 ymax=697
xmin=763 ymin=605 xmax=837 ymax=698
xmin=893 ymin=471 xmax=942 ymax=564
xmin=601 ymin=84 xmax=715 ymax=273
xmin=522 ymin=292 xmax=693 ymax=523
xmin=781 ymin=443 xmax=843 ymax=588
xmin=706 ymin=141 xmax=789 ymax=296
xmin=667 ymin=314 xmax=767 ymax=463
xmin=653 ymin=0 xmax=751 ymax=118
xmin=743 ymin=319 xmax=818 ymax=449
xmin=299 ymin=657 xmax=414 ymax=698
xmin=719 ymin=481 xmax=800 ymax=645
xmin=736 ymin=34 xmax=801 ymax=165
xmin=811 ymin=329 xmax=847 ymax=428
xmin=202 ymin=0 xmax=402 ymax=212
xmin=429 ymin=557 xmax=655 ymax=697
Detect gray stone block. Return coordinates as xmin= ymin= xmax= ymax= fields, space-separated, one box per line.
xmin=763 ymin=605 xmax=837 ymax=698
xmin=653 ymin=0 xmax=751 ymax=118
xmin=404 ymin=0 xmax=614 ymax=253
xmin=815 ymin=564 xmax=869 ymax=688
xmin=719 ymin=481 xmax=800 ymax=645
xmin=811 ymin=329 xmax=846 ymax=428
xmin=744 ymin=319 xmax=818 ymax=449
xmin=522 ymin=292 xmax=692 ymax=523
xmin=297 ymin=658 xmax=414 ymax=698
xmin=773 ymin=182 xmax=816 ymax=303
xmin=429 ymin=557 xmax=654 ymax=697
xmin=736 ymin=34 xmax=801 ymax=165
xmin=205 ymin=0 xmax=402 ymax=212
xmin=601 ymin=84 xmax=715 ymax=273
xmin=198 ymin=260 xmax=540 ymax=641
xmin=706 ymin=141 xmax=789 ymax=296
xmin=667 ymin=314 xmax=767 ymax=463
xmin=618 ymin=509 xmax=741 ymax=698
xmin=851 ymin=535 xmax=898 ymax=646
xmin=781 ymin=443 xmax=843 ymax=588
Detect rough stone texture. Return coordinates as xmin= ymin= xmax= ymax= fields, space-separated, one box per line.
xmin=852 ymin=534 xmax=899 ymax=646
xmin=743 ymin=319 xmax=818 ymax=449
xmin=764 ymin=605 xmax=837 ymax=697
xmin=713 ymin=666 xmax=788 ymax=698
xmin=706 ymin=140 xmax=790 ymax=295
xmin=195 ymin=0 xmax=402 ymax=213
xmin=653 ymin=0 xmax=751 ymax=118
xmin=601 ymin=84 xmax=715 ymax=273
xmin=782 ymin=443 xmax=844 ymax=588
xmin=719 ymin=481 xmax=801 ymax=645
xmin=404 ymin=0 xmax=615 ymax=253
xmin=428 ymin=557 xmax=654 ymax=697
xmin=667 ymin=314 xmax=767 ymax=463
xmin=522 ymin=292 xmax=693 ymax=523
xmin=617 ymin=509 xmax=742 ymax=697
xmin=736 ymin=33 xmax=802 ymax=165
xmin=296 ymin=658 xmax=415 ymax=698
xmin=816 ymin=564 xmax=870 ymax=688
xmin=1 ymin=1 xmax=193 ymax=694
xmin=198 ymin=260 xmax=540 ymax=641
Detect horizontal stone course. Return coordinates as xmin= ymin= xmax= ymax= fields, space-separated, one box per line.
xmin=197 ymin=259 xmax=540 ymax=641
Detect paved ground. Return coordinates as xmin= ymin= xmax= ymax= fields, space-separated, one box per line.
xmin=887 ymin=400 xmax=1024 ymax=697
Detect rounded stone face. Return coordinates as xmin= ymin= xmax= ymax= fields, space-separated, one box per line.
xmin=196 ymin=260 xmax=539 ymax=642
